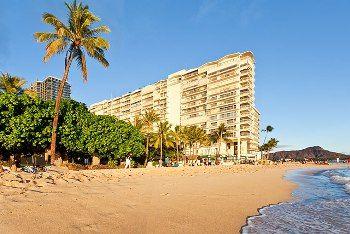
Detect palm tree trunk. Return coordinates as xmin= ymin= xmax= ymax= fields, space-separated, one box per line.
xmin=182 ymin=144 xmax=186 ymax=165
xmin=176 ymin=143 xmax=179 ymax=162
xmin=50 ymin=51 xmax=73 ymax=165
xmin=144 ymin=136 xmax=149 ymax=167
xmin=160 ymin=136 xmax=163 ymax=163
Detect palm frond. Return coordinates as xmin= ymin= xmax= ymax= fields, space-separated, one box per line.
xmin=42 ymin=13 xmax=68 ymax=31
xmin=34 ymin=32 xmax=59 ymax=43
xmin=83 ymin=37 xmax=110 ymax=50
xmin=89 ymin=25 xmax=111 ymax=36
xmin=0 ymin=73 xmax=26 ymax=94
xmin=74 ymin=48 xmax=88 ymax=81
xmin=24 ymin=89 xmax=38 ymax=98
xmin=35 ymin=1 xmax=110 ymax=81
xmin=85 ymin=48 xmax=109 ymax=67
xmin=44 ymin=38 xmax=69 ymax=62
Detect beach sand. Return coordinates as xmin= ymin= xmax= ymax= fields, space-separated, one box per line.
xmin=0 ymin=163 xmax=337 ymax=233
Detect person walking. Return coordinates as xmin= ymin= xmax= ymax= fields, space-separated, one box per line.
xmin=125 ymin=153 xmax=132 ymax=169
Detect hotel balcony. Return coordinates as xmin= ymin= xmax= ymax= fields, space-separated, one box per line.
xmin=240 ymin=90 xmax=252 ymax=97
xmin=181 ymin=94 xmax=207 ymax=104
xmin=241 ymin=125 xmax=250 ymax=131
xmin=240 ymin=104 xmax=251 ymax=110
xmin=240 ymin=131 xmax=251 ymax=137
xmin=240 ymin=110 xmax=251 ymax=116
xmin=182 ymin=86 xmax=207 ymax=96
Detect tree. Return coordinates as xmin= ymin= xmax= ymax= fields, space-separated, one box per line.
xmin=210 ymin=123 xmax=231 ymax=157
xmin=262 ymin=125 xmax=274 ymax=144
xmin=259 ymin=138 xmax=279 ymax=160
xmin=260 ymin=125 xmax=274 ymax=159
xmin=0 ymin=93 xmax=53 ymax=157
xmin=57 ymin=99 xmax=90 ymax=156
xmin=152 ymin=121 xmax=174 ymax=166
xmin=0 ymin=94 xmax=145 ymax=165
xmin=182 ymin=125 xmax=208 ymax=162
xmin=0 ymin=73 xmax=36 ymax=98
xmin=0 ymin=73 xmax=26 ymax=94
xmin=131 ymin=115 xmax=143 ymax=130
xmin=34 ymin=1 xmax=110 ymax=164
xmin=83 ymin=115 xmax=144 ymax=162
xmin=171 ymin=125 xmax=183 ymax=162
xmin=141 ymin=109 xmax=159 ymax=166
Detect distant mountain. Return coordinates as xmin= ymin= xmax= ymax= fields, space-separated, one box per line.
xmin=270 ymin=146 xmax=350 ymax=161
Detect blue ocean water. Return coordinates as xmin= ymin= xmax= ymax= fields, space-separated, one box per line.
xmin=242 ymin=166 xmax=350 ymax=234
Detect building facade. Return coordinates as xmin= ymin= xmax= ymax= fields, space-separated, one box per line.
xmin=89 ymin=52 xmax=260 ymax=159
xmin=29 ymin=76 xmax=71 ymax=101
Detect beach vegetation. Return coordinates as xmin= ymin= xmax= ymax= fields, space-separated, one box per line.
xmin=260 ymin=138 xmax=279 ymax=160
xmin=209 ymin=123 xmax=231 ymax=157
xmin=171 ymin=125 xmax=184 ymax=163
xmin=0 ymin=93 xmax=144 ymax=164
xmin=182 ymin=125 xmax=208 ymax=159
xmin=138 ymin=109 xmax=159 ymax=166
xmin=34 ymin=0 xmax=110 ymax=164
xmin=0 ymin=73 xmax=37 ymax=98
xmin=151 ymin=121 xmax=174 ymax=164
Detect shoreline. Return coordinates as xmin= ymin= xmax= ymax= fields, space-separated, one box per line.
xmin=241 ymin=165 xmax=349 ymax=233
xmin=0 ymin=163 xmax=343 ymax=233
xmin=240 ymin=165 xmax=345 ymax=233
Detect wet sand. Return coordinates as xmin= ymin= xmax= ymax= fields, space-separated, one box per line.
xmin=0 ymin=163 xmax=337 ymax=233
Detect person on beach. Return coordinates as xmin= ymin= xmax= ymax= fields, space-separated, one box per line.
xmin=125 ymin=153 xmax=132 ymax=169
xmin=165 ymin=157 xmax=170 ymax=167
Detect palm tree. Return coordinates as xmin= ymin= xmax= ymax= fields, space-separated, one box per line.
xmin=171 ymin=125 xmax=183 ymax=162
xmin=262 ymin=125 xmax=274 ymax=144
xmin=260 ymin=125 xmax=274 ymax=160
xmin=0 ymin=73 xmax=37 ymax=98
xmin=260 ymin=138 xmax=279 ymax=160
xmin=141 ymin=109 xmax=159 ymax=166
xmin=34 ymin=1 xmax=110 ymax=164
xmin=0 ymin=73 xmax=26 ymax=94
xmin=152 ymin=121 xmax=174 ymax=166
xmin=210 ymin=123 xmax=230 ymax=157
xmin=182 ymin=125 xmax=208 ymax=162
xmin=131 ymin=115 xmax=143 ymax=130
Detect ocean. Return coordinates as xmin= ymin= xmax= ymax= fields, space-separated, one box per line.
xmin=242 ymin=166 xmax=350 ymax=234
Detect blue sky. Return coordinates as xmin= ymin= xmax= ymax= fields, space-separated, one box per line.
xmin=0 ymin=0 xmax=349 ymax=153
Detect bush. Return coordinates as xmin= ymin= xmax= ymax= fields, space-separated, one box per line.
xmin=107 ymin=160 xmax=118 ymax=168
xmin=0 ymin=94 xmax=145 ymax=163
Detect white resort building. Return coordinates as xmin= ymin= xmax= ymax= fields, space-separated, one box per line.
xmin=90 ymin=51 xmax=260 ymax=160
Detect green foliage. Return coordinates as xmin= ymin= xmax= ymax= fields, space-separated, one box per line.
xmin=83 ymin=115 xmax=144 ymax=159
xmin=182 ymin=125 xmax=208 ymax=148
xmin=0 ymin=93 xmax=53 ymax=153
xmin=0 ymin=93 xmax=144 ymax=160
xmin=259 ymin=138 xmax=279 ymax=160
xmin=34 ymin=0 xmax=110 ymax=80
xmin=107 ymin=159 xmax=118 ymax=168
xmin=0 ymin=73 xmax=26 ymax=94
xmin=58 ymin=99 xmax=90 ymax=153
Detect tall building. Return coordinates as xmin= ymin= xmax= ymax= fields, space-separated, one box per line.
xmin=89 ymin=52 xmax=260 ymax=159
xmin=29 ymin=76 xmax=71 ymax=101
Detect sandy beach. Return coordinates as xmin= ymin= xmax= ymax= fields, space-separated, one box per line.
xmin=0 ymin=163 xmax=338 ymax=233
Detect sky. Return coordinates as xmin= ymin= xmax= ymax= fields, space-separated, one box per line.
xmin=0 ymin=0 xmax=349 ymax=154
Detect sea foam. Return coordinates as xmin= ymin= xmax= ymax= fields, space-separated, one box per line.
xmin=242 ymin=168 xmax=350 ymax=233
xmin=330 ymin=172 xmax=350 ymax=194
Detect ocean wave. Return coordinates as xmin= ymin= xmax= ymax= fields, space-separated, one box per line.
xmin=242 ymin=168 xmax=350 ymax=233
xmin=331 ymin=175 xmax=350 ymax=184
xmin=345 ymin=184 xmax=350 ymax=194
xmin=330 ymin=172 xmax=350 ymax=194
